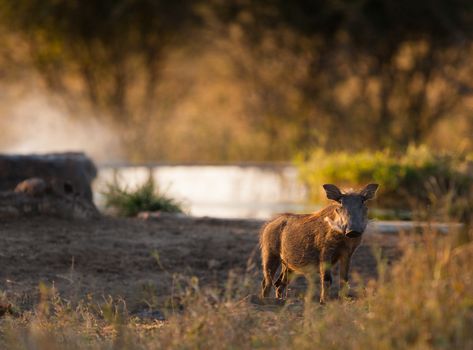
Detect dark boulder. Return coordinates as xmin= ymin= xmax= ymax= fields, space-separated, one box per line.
xmin=0 ymin=153 xmax=100 ymax=219
xmin=0 ymin=191 xmax=100 ymax=219
xmin=0 ymin=152 xmax=96 ymax=201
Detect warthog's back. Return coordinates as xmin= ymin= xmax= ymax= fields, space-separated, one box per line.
xmin=280 ymin=205 xmax=341 ymax=272
xmin=260 ymin=205 xmax=341 ymax=271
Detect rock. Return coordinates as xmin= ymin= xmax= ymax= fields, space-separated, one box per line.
xmin=0 ymin=153 xmax=100 ymax=219
xmin=0 ymin=152 xmax=97 ymax=201
xmin=0 ymin=191 xmax=100 ymax=220
xmin=138 ymin=211 xmax=188 ymax=220
xmin=207 ymin=259 xmax=221 ymax=269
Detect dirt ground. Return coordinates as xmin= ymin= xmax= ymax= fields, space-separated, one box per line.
xmin=0 ymin=216 xmax=401 ymax=312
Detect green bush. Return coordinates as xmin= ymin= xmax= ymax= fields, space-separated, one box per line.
xmin=102 ymin=178 xmax=184 ymax=217
xmin=296 ymin=145 xmax=473 ymax=220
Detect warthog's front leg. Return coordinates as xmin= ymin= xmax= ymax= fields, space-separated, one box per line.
xmin=339 ymin=251 xmax=353 ymax=298
xmin=319 ymin=258 xmax=332 ymax=304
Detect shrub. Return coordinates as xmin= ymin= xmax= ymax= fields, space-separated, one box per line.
xmin=296 ymin=145 xmax=473 ymax=220
xmin=102 ymin=177 xmax=183 ymax=217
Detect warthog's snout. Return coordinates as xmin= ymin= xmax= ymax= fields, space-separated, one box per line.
xmin=345 ymin=222 xmax=365 ymax=238
xmin=345 ymin=230 xmax=362 ymax=238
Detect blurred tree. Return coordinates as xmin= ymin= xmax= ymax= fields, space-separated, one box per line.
xmin=207 ymin=0 xmax=473 ymax=155
xmin=1 ymin=0 xmax=473 ymax=161
xmin=0 ymin=0 xmax=197 ymax=156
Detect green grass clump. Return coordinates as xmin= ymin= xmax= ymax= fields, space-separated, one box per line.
xmin=102 ymin=178 xmax=183 ymax=217
xmin=296 ymin=145 xmax=473 ymax=220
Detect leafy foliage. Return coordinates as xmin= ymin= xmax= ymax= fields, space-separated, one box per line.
xmin=297 ymin=145 xmax=473 ymax=219
xmin=102 ymin=178 xmax=183 ymax=217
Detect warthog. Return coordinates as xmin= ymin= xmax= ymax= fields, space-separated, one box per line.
xmin=14 ymin=178 xmax=48 ymax=197
xmin=260 ymin=183 xmax=379 ymax=303
xmin=14 ymin=177 xmax=75 ymax=197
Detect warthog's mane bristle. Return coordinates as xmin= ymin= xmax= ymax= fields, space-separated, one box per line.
xmin=342 ymin=188 xmax=358 ymax=194
xmin=301 ymin=204 xmax=339 ymax=224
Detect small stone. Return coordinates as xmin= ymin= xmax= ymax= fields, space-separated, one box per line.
xmin=207 ymin=259 xmax=221 ymax=269
xmin=134 ymin=309 xmax=166 ymax=321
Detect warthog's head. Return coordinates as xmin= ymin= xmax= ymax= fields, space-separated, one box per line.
xmin=323 ymin=183 xmax=379 ymax=238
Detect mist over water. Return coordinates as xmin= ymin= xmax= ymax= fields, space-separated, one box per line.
xmin=1 ymin=94 xmax=123 ymax=162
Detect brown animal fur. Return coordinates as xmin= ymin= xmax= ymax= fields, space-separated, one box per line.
xmin=260 ymin=184 xmax=378 ymax=304
xmin=14 ymin=177 xmax=75 ymax=197
xmin=14 ymin=178 xmax=49 ymax=197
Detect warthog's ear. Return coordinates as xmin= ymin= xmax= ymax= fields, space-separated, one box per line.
xmin=361 ymin=183 xmax=379 ymax=201
xmin=323 ymin=184 xmax=343 ymax=202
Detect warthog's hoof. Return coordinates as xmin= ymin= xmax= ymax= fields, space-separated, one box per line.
xmin=249 ymin=294 xmax=286 ymax=306
xmin=338 ymin=291 xmax=357 ymax=300
xmin=133 ymin=309 xmax=166 ymax=321
xmin=0 ymin=303 xmax=15 ymax=317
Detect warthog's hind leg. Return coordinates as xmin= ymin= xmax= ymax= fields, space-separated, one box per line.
xmin=274 ymin=263 xmax=291 ymax=299
xmin=261 ymin=253 xmax=281 ymax=298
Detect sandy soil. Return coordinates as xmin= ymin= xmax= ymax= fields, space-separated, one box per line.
xmin=0 ymin=216 xmax=401 ymax=312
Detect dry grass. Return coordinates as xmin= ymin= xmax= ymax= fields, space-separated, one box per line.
xmin=0 ymin=228 xmax=471 ymax=350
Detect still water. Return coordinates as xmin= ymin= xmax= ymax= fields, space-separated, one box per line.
xmin=94 ymin=164 xmax=316 ymax=219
